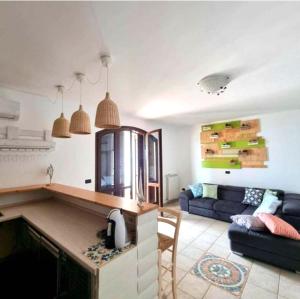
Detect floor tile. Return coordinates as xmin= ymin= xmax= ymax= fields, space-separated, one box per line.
xmin=241 ymin=282 xmax=277 ymax=299
xmin=251 ymin=260 xmax=280 ymax=277
xmin=204 ymin=285 xmax=237 ymax=299
xmin=166 ymin=288 xmax=196 ymax=299
xmin=228 ymin=252 xmax=253 ymax=268
xmin=207 ymin=243 xmax=231 ymax=259
xmin=176 ymin=254 xmax=197 ymax=271
xmin=278 ymin=270 xmax=300 ymax=299
xmin=196 ymin=232 xmax=219 ymax=243
xmin=178 ymin=273 xmax=210 ymax=298
xmin=247 ymin=266 xmax=279 ymax=293
xmin=177 ymin=241 xmax=189 ymax=253
xmin=190 ymin=238 xmax=213 ymax=251
xmin=162 ymin=267 xmax=187 ymax=284
xmin=180 ymin=245 xmax=204 ymax=260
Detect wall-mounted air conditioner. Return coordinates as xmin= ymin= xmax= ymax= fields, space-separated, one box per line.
xmin=0 ymin=98 xmax=20 ymax=120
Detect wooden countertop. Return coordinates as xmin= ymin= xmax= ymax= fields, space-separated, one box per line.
xmin=0 ymin=183 xmax=158 ymax=216
xmin=0 ymin=184 xmax=45 ymax=195
xmin=0 ymin=200 xmax=107 ymax=274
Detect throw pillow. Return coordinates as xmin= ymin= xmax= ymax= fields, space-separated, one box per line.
xmin=264 ymin=189 xmax=278 ymax=197
xmin=253 ymin=193 xmax=282 ymax=216
xmin=189 ymin=183 xmax=203 ymax=198
xmin=202 ymin=184 xmax=218 ymax=200
xmin=242 ymin=188 xmax=264 ymax=206
xmin=230 ymin=214 xmax=266 ymax=231
xmin=257 ymin=213 xmax=300 ymax=240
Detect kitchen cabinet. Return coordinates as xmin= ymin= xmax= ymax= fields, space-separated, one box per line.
xmin=0 ymin=218 xmax=92 ymax=299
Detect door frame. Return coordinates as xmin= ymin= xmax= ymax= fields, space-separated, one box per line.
xmin=95 ymin=126 xmax=147 ymax=196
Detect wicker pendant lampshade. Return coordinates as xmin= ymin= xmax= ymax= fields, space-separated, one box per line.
xmin=95 ymin=92 xmax=120 ymax=129
xmin=52 ymin=86 xmax=71 ymax=138
xmin=95 ymin=55 xmax=121 ymax=129
xmin=69 ymin=73 xmax=91 ymax=135
xmin=69 ymin=104 xmax=91 ymax=134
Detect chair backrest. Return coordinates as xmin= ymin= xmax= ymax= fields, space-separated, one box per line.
xmin=158 ymin=207 xmax=181 ymax=254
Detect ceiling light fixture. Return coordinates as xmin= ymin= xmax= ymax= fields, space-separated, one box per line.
xmin=95 ymin=55 xmax=120 ymax=129
xmin=69 ymin=73 xmax=91 ymax=135
xmin=52 ymin=85 xmax=71 ymax=138
xmin=197 ymin=74 xmax=230 ymax=95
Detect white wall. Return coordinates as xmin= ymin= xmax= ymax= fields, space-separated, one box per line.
xmin=189 ymin=110 xmax=300 ymax=193
xmin=0 ymin=87 xmax=190 ymax=201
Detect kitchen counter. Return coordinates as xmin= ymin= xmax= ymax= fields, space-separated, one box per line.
xmin=0 ymin=199 xmax=109 ymax=274
xmin=0 ymin=184 xmax=159 ymax=298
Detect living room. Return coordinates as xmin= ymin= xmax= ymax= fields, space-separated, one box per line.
xmin=0 ymin=2 xmax=300 ymax=299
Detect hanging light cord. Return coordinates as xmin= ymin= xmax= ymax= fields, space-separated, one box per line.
xmin=106 ymin=65 xmax=109 ymax=93
xmin=79 ymin=78 xmax=82 ymax=105
xmin=61 ymin=89 xmax=64 ymax=113
xmin=86 ymin=67 xmax=102 ymax=85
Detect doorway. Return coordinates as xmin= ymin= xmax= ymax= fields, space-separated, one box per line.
xmin=95 ymin=126 xmax=163 ymax=206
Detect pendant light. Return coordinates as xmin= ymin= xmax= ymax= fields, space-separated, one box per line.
xmin=95 ymin=55 xmax=120 ymax=129
xmin=69 ymin=73 xmax=91 ymax=134
xmin=52 ymin=85 xmax=71 ymax=138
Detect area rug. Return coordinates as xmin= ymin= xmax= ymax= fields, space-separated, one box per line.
xmin=192 ymin=253 xmax=249 ymax=296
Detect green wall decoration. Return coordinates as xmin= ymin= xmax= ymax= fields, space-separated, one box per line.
xmin=201 ymin=119 xmax=268 ymax=169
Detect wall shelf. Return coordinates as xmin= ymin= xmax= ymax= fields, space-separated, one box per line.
xmin=0 ymin=126 xmax=55 ymax=152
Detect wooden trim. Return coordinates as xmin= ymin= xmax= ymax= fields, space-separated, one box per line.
xmin=44 ymin=183 xmax=157 ymax=215
xmin=0 ymin=184 xmax=45 ymax=195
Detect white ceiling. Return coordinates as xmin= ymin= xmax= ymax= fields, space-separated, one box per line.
xmin=0 ymin=2 xmax=300 ymax=125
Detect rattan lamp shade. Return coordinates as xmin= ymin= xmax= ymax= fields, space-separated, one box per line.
xmin=52 ymin=113 xmax=71 ymax=138
xmin=95 ymin=92 xmax=120 ymax=129
xmin=69 ymin=105 xmax=91 ymax=134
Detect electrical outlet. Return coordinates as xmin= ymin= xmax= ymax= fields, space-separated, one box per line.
xmin=85 ymin=179 xmax=92 ymax=184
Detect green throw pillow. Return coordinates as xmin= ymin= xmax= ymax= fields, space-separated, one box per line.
xmin=202 ymin=184 xmax=218 ymax=200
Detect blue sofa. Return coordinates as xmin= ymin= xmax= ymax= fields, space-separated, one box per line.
xmin=179 ymin=185 xmax=300 ymax=272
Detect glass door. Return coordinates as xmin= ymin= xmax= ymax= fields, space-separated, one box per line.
xmin=96 ymin=132 xmax=115 ymax=195
xmin=96 ymin=127 xmax=145 ymax=200
xmin=146 ymin=129 xmax=163 ymax=206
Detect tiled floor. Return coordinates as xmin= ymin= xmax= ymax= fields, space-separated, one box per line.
xmin=160 ymin=202 xmax=300 ymax=299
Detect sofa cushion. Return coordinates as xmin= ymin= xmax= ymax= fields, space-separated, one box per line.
xmin=228 ymin=223 xmax=300 ymax=260
xmin=189 ymin=198 xmax=215 ymax=210
xmin=202 ymin=184 xmax=218 ymax=200
xmin=189 ymin=183 xmax=203 ymax=197
xmin=242 ymin=206 xmax=256 ymax=215
xmin=230 ymin=215 xmax=266 ymax=231
xmin=258 ymin=213 xmax=300 ymax=240
xmin=213 ymin=200 xmax=247 ymax=215
xmin=282 ymin=194 xmax=300 ymax=216
xmin=253 ymin=193 xmax=282 ymax=216
xmin=242 ymin=188 xmax=265 ymax=206
xmin=218 ymin=185 xmax=245 ymax=203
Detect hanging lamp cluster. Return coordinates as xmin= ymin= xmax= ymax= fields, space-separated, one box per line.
xmin=51 ymin=55 xmax=120 ymax=139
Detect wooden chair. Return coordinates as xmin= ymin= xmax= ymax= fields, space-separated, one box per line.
xmin=157 ymin=207 xmax=182 ymax=299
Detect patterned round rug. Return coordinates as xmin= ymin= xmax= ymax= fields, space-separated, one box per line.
xmin=193 ymin=253 xmax=249 ymax=296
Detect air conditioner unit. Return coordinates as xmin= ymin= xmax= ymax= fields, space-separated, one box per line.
xmin=0 ymin=98 xmax=20 ymax=120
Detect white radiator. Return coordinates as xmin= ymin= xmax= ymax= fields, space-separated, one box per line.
xmin=166 ymin=174 xmax=180 ymax=201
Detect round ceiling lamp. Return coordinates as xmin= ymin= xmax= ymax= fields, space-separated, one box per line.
xmin=69 ymin=73 xmax=91 ymax=135
xmin=197 ymin=74 xmax=230 ymax=95
xmin=95 ymin=55 xmax=120 ymax=129
xmin=52 ymin=85 xmax=71 ymax=138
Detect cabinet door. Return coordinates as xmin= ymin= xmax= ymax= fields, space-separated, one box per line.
xmin=58 ymin=252 xmax=92 ymax=299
